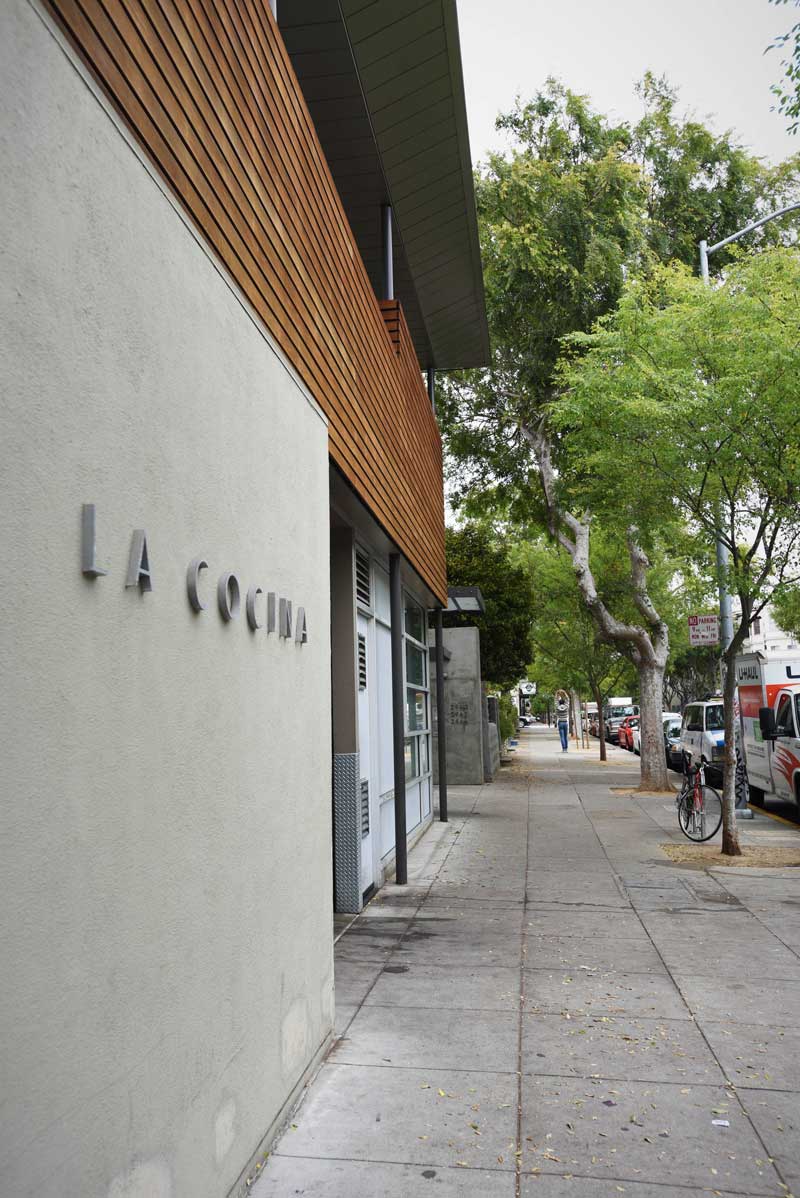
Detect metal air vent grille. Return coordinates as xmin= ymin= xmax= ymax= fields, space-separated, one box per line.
xmin=355 ymin=550 xmax=371 ymax=609
xmin=360 ymin=779 xmax=370 ymax=837
xmin=358 ymin=633 xmax=367 ymax=690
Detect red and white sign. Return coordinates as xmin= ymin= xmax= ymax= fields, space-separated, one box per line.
xmin=688 ymin=614 xmax=719 ymax=646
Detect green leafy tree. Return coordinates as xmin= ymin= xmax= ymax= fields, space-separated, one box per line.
xmin=768 ymin=0 xmax=800 ymax=134
xmin=441 ymin=81 xmax=800 ymax=791
xmin=555 ymin=249 xmax=800 ymax=853
xmin=664 ymin=646 xmax=721 ymax=713
xmin=444 ymin=524 xmax=532 ymax=689
xmin=633 ymin=73 xmax=800 ymax=267
xmin=771 ymin=585 xmax=800 ymax=638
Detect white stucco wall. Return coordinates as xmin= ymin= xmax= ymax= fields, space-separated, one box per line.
xmin=0 ymin=4 xmax=333 ymax=1196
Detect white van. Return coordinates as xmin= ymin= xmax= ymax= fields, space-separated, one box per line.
xmin=680 ymin=699 xmax=725 ymax=780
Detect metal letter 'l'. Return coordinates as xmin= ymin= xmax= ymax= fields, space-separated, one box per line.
xmin=81 ymin=504 xmax=108 ymax=578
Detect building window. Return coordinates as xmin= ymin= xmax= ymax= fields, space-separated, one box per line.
xmin=751 ymin=618 xmax=762 ymax=636
xmin=403 ymin=595 xmax=430 ymax=782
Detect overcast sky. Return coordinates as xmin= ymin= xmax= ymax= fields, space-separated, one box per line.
xmin=457 ymin=0 xmax=798 ymax=167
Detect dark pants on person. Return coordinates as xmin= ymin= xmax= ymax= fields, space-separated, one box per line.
xmin=558 ymin=720 xmax=569 ymax=751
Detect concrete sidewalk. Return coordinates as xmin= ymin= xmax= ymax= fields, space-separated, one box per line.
xmin=253 ymin=726 xmax=800 ymax=1197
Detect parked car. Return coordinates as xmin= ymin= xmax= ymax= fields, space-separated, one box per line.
xmin=618 ymin=715 xmax=639 ymax=751
xmin=664 ymin=717 xmax=683 ymax=771
xmin=604 ymin=698 xmax=637 ymax=743
xmin=631 ymin=712 xmax=681 ymax=760
xmin=680 ymin=699 xmax=725 ymax=782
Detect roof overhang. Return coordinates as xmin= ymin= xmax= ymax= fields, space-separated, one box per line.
xmin=279 ymin=0 xmax=490 ymax=370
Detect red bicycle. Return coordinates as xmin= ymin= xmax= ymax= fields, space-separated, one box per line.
xmin=676 ymin=760 xmax=723 ymax=842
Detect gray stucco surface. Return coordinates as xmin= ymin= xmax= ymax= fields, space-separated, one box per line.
xmin=0 ymin=5 xmax=333 ymax=1196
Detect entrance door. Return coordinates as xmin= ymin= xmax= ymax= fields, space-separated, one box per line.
xmin=356 ymin=612 xmax=375 ymax=896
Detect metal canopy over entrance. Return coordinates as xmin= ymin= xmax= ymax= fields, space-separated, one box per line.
xmin=279 ymin=0 xmax=490 ymax=371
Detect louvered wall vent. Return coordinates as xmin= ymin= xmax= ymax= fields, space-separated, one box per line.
xmin=357 ymin=633 xmax=367 ymax=690
xmin=355 ymin=550 xmax=371 ymax=609
xmin=360 ymin=779 xmax=370 ymax=837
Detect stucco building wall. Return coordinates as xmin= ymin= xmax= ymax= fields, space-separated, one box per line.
xmin=0 ymin=5 xmax=333 ymax=1196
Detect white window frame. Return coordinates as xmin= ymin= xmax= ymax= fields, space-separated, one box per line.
xmin=403 ymin=592 xmax=431 ymax=784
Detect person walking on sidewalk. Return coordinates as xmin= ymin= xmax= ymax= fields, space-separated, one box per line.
xmin=555 ymin=690 xmax=570 ymax=752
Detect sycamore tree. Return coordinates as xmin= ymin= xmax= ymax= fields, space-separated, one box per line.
xmin=555 ymin=248 xmax=800 ymax=853
xmin=442 ymin=80 xmax=800 ymax=793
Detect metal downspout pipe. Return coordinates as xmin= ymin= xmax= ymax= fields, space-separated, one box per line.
xmin=389 ymin=553 xmax=407 ymax=884
xmin=434 ymin=606 xmax=448 ymax=821
xmin=427 ymin=366 xmax=436 ymax=414
xmin=382 ymin=205 xmax=394 ymax=302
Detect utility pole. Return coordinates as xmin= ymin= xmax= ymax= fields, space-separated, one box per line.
xmin=699 ymin=202 xmax=800 ymax=822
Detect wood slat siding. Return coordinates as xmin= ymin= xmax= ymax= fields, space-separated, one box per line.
xmin=379 ymin=300 xmax=401 ymax=355
xmin=46 ymin=0 xmax=447 ymax=601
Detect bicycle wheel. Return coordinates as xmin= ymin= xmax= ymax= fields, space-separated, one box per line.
xmin=678 ymin=786 xmax=723 ymax=842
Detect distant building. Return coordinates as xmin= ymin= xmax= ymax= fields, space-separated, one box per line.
xmin=738 ymin=606 xmax=798 ymax=656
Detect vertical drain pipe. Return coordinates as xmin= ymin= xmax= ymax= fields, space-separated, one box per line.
xmin=389 ymin=553 xmax=407 ymax=884
xmin=382 ymin=205 xmax=394 ymax=301
xmin=435 ymin=606 xmax=448 ymax=822
xmin=427 ymin=366 xmax=436 ymax=414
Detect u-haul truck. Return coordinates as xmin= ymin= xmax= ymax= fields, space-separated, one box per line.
xmin=735 ymin=651 xmax=800 ymax=807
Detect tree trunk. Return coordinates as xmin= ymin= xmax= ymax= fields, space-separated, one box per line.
xmin=720 ymin=651 xmax=742 ymax=855
xmin=571 ymin=689 xmax=582 ymax=748
xmin=593 ymin=683 xmax=607 ymax=761
xmin=637 ymin=661 xmax=671 ymax=791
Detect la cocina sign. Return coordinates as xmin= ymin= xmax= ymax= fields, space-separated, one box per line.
xmin=81 ymin=504 xmax=308 ymax=643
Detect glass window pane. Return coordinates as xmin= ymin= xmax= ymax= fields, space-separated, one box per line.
xmin=705 ymin=704 xmax=724 ymax=731
xmin=406 ymin=642 xmax=425 ymax=687
xmin=404 ymin=597 xmax=425 ymax=642
xmin=407 ymin=688 xmax=426 ymax=732
xmin=420 ymin=735 xmax=429 ymax=776
xmin=404 ymin=737 xmax=418 ymax=781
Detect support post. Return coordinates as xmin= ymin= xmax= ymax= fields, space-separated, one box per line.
xmin=434 ymin=607 xmax=448 ymax=822
xmin=427 ymin=366 xmax=436 ymax=414
xmin=704 ymin=233 xmax=752 ymax=819
xmin=382 ymin=204 xmax=394 ymax=302
xmin=389 ymin=553 xmax=407 ymax=883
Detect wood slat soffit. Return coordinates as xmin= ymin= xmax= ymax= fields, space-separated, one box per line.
xmin=46 ymin=0 xmax=447 ymax=601
xmin=279 ymin=0 xmax=489 ymax=371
